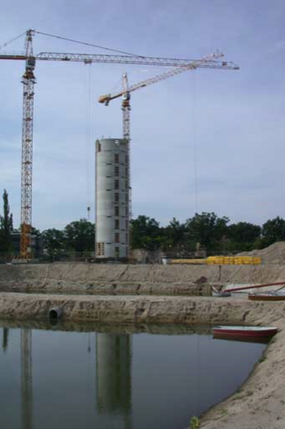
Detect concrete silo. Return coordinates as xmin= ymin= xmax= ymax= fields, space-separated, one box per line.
xmin=95 ymin=138 xmax=129 ymax=260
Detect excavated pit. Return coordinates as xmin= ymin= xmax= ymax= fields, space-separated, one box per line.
xmin=1 ymin=259 xmax=285 ymax=429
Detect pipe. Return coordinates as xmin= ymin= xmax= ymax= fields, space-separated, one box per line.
xmin=226 ymin=281 xmax=285 ymax=293
xmin=48 ymin=307 xmax=62 ymax=319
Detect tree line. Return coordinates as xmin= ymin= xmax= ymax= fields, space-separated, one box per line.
xmin=1 ymin=190 xmax=285 ymax=258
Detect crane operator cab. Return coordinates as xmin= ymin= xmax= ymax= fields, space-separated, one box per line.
xmin=23 ymin=57 xmax=36 ymax=80
xmin=122 ymin=91 xmax=130 ymax=108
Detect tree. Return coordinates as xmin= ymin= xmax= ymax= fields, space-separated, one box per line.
xmin=64 ymin=219 xmax=95 ymax=253
xmin=227 ymin=222 xmax=261 ymax=251
xmin=130 ymin=215 xmax=161 ymax=250
xmin=261 ymin=217 xmax=285 ymax=248
xmin=162 ymin=217 xmax=186 ymax=249
xmin=0 ymin=189 xmax=13 ymax=255
xmin=41 ymin=228 xmax=65 ymax=258
xmin=185 ymin=212 xmax=229 ymax=251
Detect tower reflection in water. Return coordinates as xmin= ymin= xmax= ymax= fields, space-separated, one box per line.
xmin=96 ymin=333 xmax=132 ymax=428
xmin=2 ymin=328 xmax=9 ymax=352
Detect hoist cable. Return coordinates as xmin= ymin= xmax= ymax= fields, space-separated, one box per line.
xmin=35 ymin=30 xmax=144 ymax=57
xmin=85 ymin=64 xmax=92 ymax=220
xmin=0 ymin=31 xmax=26 ymax=50
xmin=192 ymin=71 xmax=199 ymax=214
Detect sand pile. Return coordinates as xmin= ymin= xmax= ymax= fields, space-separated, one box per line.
xmin=239 ymin=241 xmax=285 ymax=264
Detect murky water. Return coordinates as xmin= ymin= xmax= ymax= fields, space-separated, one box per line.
xmin=0 ymin=322 xmax=266 ymax=429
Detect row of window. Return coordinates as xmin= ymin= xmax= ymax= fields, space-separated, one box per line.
xmin=114 ymin=193 xmax=128 ymax=203
xmin=115 ymin=206 xmax=129 ymax=216
xmin=96 ymin=242 xmax=105 ymax=256
xmin=96 ymin=147 xmax=129 ymax=166
xmin=115 ymin=180 xmax=129 ymax=190
xmin=114 ymin=219 xmax=129 ymax=230
xmin=115 ymin=233 xmax=129 ymax=243
xmin=115 ymin=167 xmax=128 ymax=177
xmin=96 ymin=242 xmax=129 ymax=257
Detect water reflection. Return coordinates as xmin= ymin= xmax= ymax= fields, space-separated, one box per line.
xmin=2 ymin=327 xmax=9 ymax=352
xmin=0 ymin=321 xmax=267 ymax=429
xmin=96 ymin=334 xmax=132 ymax=428
xmin=21 ymin=329 xmax=33 ymax=429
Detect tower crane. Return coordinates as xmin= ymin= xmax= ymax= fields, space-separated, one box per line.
xmin=0 ymin=29 xmax=239 ymax=259
xmin=98 ymin=52 xmax=239 ymax=221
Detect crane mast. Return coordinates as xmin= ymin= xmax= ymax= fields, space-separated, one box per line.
xmin=20 ymin=30 xmax=36 ymax=259
xmin=121 ymin=74 xmax=132 ymax=220
xmin=0 ymin=30 xmax=239 ymax=259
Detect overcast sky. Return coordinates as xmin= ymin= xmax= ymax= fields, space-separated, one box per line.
xmin=0 ymin=0 xmax=285 ymax=230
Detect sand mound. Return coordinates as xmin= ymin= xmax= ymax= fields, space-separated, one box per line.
xmin=239 ymin=241 xmax=285 ymax=264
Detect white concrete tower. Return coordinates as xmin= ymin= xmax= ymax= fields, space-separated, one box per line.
xmin=95 ymin=138 xmax=129 ymax=260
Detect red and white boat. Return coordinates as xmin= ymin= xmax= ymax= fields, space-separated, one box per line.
xmin=213 ymin=325 xmax=278 ymax=338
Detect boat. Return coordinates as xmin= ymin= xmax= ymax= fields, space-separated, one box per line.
xmin=213 ymin=334 xmax=271 ymax=344
xmin=212 ymin=326 xmax=278 ymax=338
xmin=211 ymin=286 xmax=231 ymax=297
xmin=248 ymin=291 xmax=285 ymax=301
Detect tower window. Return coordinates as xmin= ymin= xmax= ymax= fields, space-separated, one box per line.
xmin=96 ymin=242 xmax=105 ymax=256
xmin=115 ymin=154 xmax=119 ymax=163
xmin=115 ymin=206 xmax=119 ymax=216
xmin=115 ymin=166 xmax=119 ymax=176
xmin=115 ymin=232 xmax=120 ymax=243
xmin=115 ymin=219 xmax=119 ymax=229
xmin=115 ymin=193 xmax=119 ymax=203
xmin=115 ymin=180 xmax=119 ymax=190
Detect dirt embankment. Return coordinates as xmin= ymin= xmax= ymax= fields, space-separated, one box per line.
xmin=1 ymin=262 xmax=285 ymax=295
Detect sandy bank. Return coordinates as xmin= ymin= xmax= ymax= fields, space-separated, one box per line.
xmin=1 ymin=262 xmax=285 ymax=295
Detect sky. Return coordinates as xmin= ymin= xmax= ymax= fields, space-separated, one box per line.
xmin=0 ymin=0 xmax=285 ymax=231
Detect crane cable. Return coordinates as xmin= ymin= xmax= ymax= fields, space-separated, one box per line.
xmin=85 ymin=64 xmax=92 ymax=221
xmin=191 ymin=71 xmax=199 ymax=214
xmin=35 ymin=30 xmax=145 ymax=58
xmin=0 ymin=31 xmax=27 ymax=50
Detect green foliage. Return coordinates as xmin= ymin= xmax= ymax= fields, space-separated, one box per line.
xmin=64 ymin=219 xmax=95 ymax=253
xmin=130 ymin=216 xmax=161 ymax=250
xmin=261 ymin=216 xmax=285 ymax=248
xmin=0 ymin=189 xmax=13 ymax=255
xmin=162 ymin=217 xmax=186 ymax=249
xmin=42 ymin=219 xmax=95 ymax=258
xmin=185 ymin=212 xmax=229 ymax=251
xmin=41 ymin=228 xmax=65 ymax=258
xmin=190 ymin=416 xmax=200 ymax=429
xmin=227 ymin=222 xmax=261 ymax=251
xmin=1 ymin=199 xmax=285 ymax=258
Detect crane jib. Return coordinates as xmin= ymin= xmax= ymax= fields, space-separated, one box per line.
xmin=0 ymin=52 xmax=239 ymax=69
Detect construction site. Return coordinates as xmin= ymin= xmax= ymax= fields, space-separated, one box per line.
xmin=1 ymin=28 xmax=285 ymax=429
